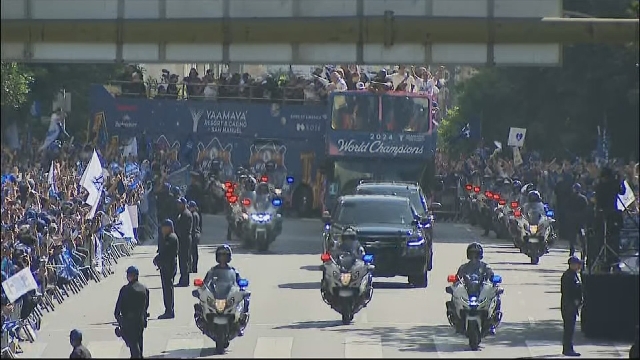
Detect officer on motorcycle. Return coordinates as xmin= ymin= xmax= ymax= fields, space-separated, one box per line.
xmin=566 ymin=184 xmax=589 ymax=257
xmin=511 ymin=180 xmax=523 ymax=199
xmin=204 ymin=245 xmax=251 ymax=336
xmin=523 ymin=190 xmax=545 ymax=215
xmin=455 ymin=242 xmax=501 ymax=334
xmin=330 ymin=227 xmax=365 ymax=257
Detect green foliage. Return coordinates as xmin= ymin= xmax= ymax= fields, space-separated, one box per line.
xmin=437 ymin=106 xmax=473 ymax=156
xmin=453 ymin=0 xmax=639 ymax=159
xmin=1 ymin=62 xmax=33 ymax=109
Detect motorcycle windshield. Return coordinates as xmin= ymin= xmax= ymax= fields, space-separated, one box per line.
xmin=254 ymin=195 xmax=272 ymax=212
xmin=463 ymin=274 xmax=483 ymax=297
xmin=526 ymin=210 xmax=544 ymax=225
xmin=206 ymin=269 xmax=238 ymax=299
xmin=335 ymin=253 xmax=357 ymax=272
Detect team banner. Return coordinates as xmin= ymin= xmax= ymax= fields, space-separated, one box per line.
xmin=327 ymin=131 xmax=433 ymax=159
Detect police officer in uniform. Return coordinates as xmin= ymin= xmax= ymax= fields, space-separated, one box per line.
xmin=560 ymin=256 xmax=583 ymax=357
xmin=175 ymin=197 xmax=193 ymax=286
xmin=155 ymin=219 xmax=178 ymax=319
xmin=188 ymin=201 xmax=202 ymax=273
xmin=114 ymin=266 xmax=150 ymax=358
xmin=69 ymin=329 xmax=92 ymax=358
xmin=567 ymin=184 xmax=589 ymax=257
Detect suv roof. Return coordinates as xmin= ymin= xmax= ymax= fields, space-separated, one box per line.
xmin=356 ymin=182 xmax=421 ymax=191
xmin=339 ymin=194 xmax=411 ymax=204
xmin=358 ymin=180 xmax=420 ymax=188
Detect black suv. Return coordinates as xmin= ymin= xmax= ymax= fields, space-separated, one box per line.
xmin=355 ymin=181 xmax=439 ymax=270
xmin=323 ymin=195 xmax=431 ymax=287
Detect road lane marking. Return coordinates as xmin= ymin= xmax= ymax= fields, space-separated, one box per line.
xmin=86 ymin=340 xmax=126 ymax=358
xmin=164 ymin=338 xmax=206 ymax=358
xmin=466 ymin=228 xmax=472 ymax=232
xmin=344 ymin=335 xmax=383 ymax=358
xmin=524 ymin=340 xmax=559 ymax=358
xmin=253 ymin=337 xmax=294 ymax=358
xmin=432 ymin=336 xmax=477 ymax=358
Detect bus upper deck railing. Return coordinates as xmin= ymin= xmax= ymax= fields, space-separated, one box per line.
xmin=100 ymin=80 xmax=327 ymax=104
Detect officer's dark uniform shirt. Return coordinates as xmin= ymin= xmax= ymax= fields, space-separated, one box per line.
xmin=560 ymin=269 xmax=582 ymax=310
xmin=456 ymin=260 xmax=495 ymax=282
xmin=157 ymin=233 xmax=179 ymax=267
xmin=191 ymin=211 xmax=202 ymax=238
xmin=569 ymin=193 xmax=589 ymax=225
xmin=176 ymin=209 xmax=193 ymax=244
xmin=114 ymin=281 xmax=150 ymax=326
xmin=70 ymin=344 xmax=92 ymax=358
xmin=330 ymin=241 xmax=365 ymax=258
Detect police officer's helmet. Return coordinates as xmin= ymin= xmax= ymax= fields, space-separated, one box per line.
xmin=466 ymin=242 xmax=484 ymax=260
xmin=70 ymin=329 xmax=82 ymax=342
xmin=265 ymin=160 xmax=276 ymax=172
xmin=215 ymin=244 xmax=232 ymax=263
xmin=521 ymin=183 xmax=534 ymax=195
xmin=170 ymin=186 xmax=181 ymax=197
xmin=244 ymin=176 xmax=257 ymax=192
xmin=512 ymin=180 xmax=522 ymax=190
xmin=528 ymin=190 xmax=542 ymax=203
xmin=341 ymin=227 xmax=358 ymax=243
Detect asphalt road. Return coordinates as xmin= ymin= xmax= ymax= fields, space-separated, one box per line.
xmin=19 ymin=215 xmax=630 ymax=358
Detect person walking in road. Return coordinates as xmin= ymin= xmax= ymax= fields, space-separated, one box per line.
xmin=114 ymin=266 xmax=150 ymax=358
xmin=561 ymin=256 xmax=583 ymax=357
xmin=69 ymin=329 xmax=92 ymax=358
xmin=175 ymin=197 xmax=193 ymax=286
xmin=188 ymin=201 xmax=202 ymax=273
xmin=155 ymin=219 xmax=178 ymax=319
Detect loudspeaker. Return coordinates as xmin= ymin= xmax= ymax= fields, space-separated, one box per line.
xmin=581 ymin=273 xmax=639 ymax=341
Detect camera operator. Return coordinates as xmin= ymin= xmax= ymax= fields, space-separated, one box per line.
xmin=593 ymin=167 xmax=625 ymax=272
xmin=184 ymin=68 xmax=203 ymax=100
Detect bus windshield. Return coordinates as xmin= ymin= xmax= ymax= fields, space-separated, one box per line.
xmin=330 ymin=92 xmax=431 ymax=133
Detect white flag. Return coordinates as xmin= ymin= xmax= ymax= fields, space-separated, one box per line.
xmin=48 ymin=161 xmax=58 ymax=194
xmin=39 ymin=113 xmax=62 ymax=151
xmin=80 ymin=150 xmax=104 ymax=218
xmin=123 ymin=137 xmax=138 ymax=158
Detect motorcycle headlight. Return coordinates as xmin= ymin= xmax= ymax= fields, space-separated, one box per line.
xmin=274 ymin=188 xmax=282 ymax=196
xmin=340 ymin=273 xmax=352 ymax=285
xmin=214 ymin=299 xmax=227 ymax=313
xmin=529 ymin=225 xmax=538 ymax=234
xmin=241 ymin=213 xmax=249 ymax=220
xmin=250 ymin=213 xmax=272 ymax=222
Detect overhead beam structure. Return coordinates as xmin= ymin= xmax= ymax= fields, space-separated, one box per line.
xmin=1 ymin=0 xmax=638 ymax=65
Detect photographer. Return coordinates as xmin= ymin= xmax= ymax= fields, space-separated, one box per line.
xmin=593 ymin=167 xmax=626 ymax=272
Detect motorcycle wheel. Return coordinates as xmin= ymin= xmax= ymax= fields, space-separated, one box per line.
xmin=341 ymin=299 xmax=354 ymax=325
xmin=530 ymin=256 xmax=540 ymax=265
xmin=467 ymin=321 xmax=481 ymax=351
xmin=214 ymin=327 xmax=228 ymax=354
xmin=256 ymin=232 xmax=269 ymax=252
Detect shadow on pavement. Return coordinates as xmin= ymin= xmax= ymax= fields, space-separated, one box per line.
xmin=373 ymin=281 xmax=412 ymax=289
xmin=324 ymin=319 xmax=568 ymax=353
xmin=278 ymin=282 xmax=320 ymax=290
xmin=300 ymin=265 xmax=322 ymax=272
xmin=147 ymin=347 xmax=218 ymax=359
xmin=273 ymin=320 xmax=343 ymax=330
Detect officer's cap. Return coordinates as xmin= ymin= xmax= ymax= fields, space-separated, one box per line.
xmin=161 ymin=219 xmax=174 ymax=228
xmin=568 ymin=256 xmax=583 ymax=265
xmin=70 ymin=329 xmax=83 ymax=341
xmin=126 ymin=265 xmax=139 ymax=276
xmin=176 ymin=197 xmax=187 ymax=205
xmin=188 ymin=200 xmax=197 ymax=208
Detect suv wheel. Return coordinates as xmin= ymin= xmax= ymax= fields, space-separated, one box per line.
xmin=408 ymin=270 xmax=428 ymax=288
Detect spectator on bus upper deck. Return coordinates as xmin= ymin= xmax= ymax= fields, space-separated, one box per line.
xmin=129 ymin=73 xmax=147 ymax=98
xmin=327 ymin=71 xmax=347 ymax=93
xmin=185 ymin=68 xmax=203 ymax=99
xmin=390 ymin=65 xmax=416 ymax=92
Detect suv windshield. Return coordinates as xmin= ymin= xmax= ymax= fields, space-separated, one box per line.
xmin=356 ymin=187 xmax=426 ymax=215
xmin=336 ymin=199 xmax=415 ymax=225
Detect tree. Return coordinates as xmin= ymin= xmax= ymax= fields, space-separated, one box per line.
xmin=452 ymin=0 xmax=639 ymax=159
xmin=1 ymin=62 xmax=32 ymax=110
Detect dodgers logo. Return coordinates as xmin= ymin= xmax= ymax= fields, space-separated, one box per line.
xmin=189 ymin=108 xmax=204 ymax=133
xmin=197 ymin=138 xmax=234 ymax=180
xmin=249 ymin=142 xmax=288 ymax=186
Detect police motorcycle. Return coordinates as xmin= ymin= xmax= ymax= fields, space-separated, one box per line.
xmin=192 ymin=270 xmax=250 ymax=354
xmin=320 ymin=251 xmax=375 ymax=325
xmin=445 ymin=273 xmax=504 ymax=351
xmin=202 ymin=160 xmax=227 ymax=214
xmin=241 ymin=182 xmax=283 ymax=252
xmin=479 ymin=183 xmax=502 ymax=237
xmin=464 ymin=171 xmax=486 ymax=226
xmin=490 ymin=178 xmax=515 ymax=239
xmin=260 ymin=160 xmax=294 ymax=210
xmin=224 ymin=169 xmax=256 ymax=241
xmin=517 ymin=193 xmax=555 ymax=265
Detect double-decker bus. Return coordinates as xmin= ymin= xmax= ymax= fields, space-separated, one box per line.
xmin=321 ymin=90 xmax=437 ymax=212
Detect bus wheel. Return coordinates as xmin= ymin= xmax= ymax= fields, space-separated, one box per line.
xmin=292 ymin=185 xmax=313 ymax=218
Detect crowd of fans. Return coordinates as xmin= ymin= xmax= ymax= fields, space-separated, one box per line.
xmin=0 ymin=131 xmax=157 ymax=356
xmin=115 ymin=64 xmax=449 ymax=112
